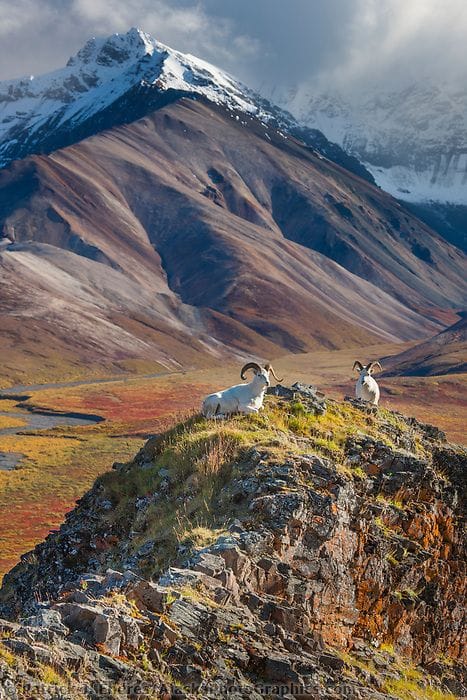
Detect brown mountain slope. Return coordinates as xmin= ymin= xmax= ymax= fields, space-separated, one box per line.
xmin=1 ymin=98 xmax=465 ymax=383
xmin=383 ymin=315 xmax=467 ymax=376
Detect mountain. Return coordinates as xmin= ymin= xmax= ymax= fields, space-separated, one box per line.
xmin=0 ymin=28 xmax=370 ymax=182
xmin=0 ymin=394 xmax=465 ymax=697
xmin=383 ymin=315 xmax=467 ymax=376
xmin=1 ymin=96 xmax=466 ymax=383
xmin=1 ymin=30 xmax=466 ymax=384
xmin=274 ymin=83 xmax=467 ymax=251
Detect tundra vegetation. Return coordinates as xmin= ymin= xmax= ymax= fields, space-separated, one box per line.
xmin=0 ymin=351 xmax=465 ymax=578
xmin=0 ymin=390 xmax=464 ymax=699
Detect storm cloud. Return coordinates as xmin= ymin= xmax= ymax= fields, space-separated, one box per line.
xmin=1 ymin=0 xmax=465 ymax=96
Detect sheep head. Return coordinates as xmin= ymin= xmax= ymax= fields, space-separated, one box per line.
xmin=240 ymin=362 xmax=283 ymax=385
xmin=240 ymin=362 xmax=262 ymax=380
xmin=353 ymin=360 xmax=382 ymax=375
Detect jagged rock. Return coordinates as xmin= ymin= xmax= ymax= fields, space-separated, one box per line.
xmin=268 ymin=383 xmax=326 ymax=415
xmin=193 ymin=552 xmax=226 ymax=578
xmin=168 ymin=599 xmax=215 ymax=641
xmin=345 ymin=396 xmax=378 ymax=414
xmin=20 ymin=609 xmax=68 ymax=637
xmin=3 ymin=638 xmax=56 ymax=665
xmin=57 ymin=639 xmax=89 ymax=670
xmin=93 ymin=613 xmax=122 ymax=655
xmin=319 ymin=652 xmax=346 ymax=671
xmin=55 ymin=601 xmax=105 ymax=630
xmin=119 ymin=615 xmax=143 ymax=651
xmin=0 ymin=398 xmax=464 ymax=698
xmin=127 ymin=579 xmax=172 ymax=613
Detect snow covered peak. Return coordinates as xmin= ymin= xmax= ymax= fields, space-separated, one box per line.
xmin=0 ymin=28 xmax=264 ymax=168
xmin=274 ymin=82 xmax=467 ymax=205
xmin=66 ymin=27 xmax=157 ymax=68
xmin=0 ymin=28 xmax=371 ymax=185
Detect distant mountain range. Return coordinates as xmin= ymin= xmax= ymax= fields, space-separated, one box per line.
xmin=0 ymin=29 xmax=466 ymax=383
xmin=273 ymin=83 xmax=467 ymax=251
xmin=383 ymin=315 xmax=467 ymax=376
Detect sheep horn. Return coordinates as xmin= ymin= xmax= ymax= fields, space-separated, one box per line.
xmin=353 ymin=361 xmax=363 ymax=372
xmin=264 ymin=363 xmax=283 ymax=382
xmin=240 ymin=362 xmax=261 ymax=380
xmin=368 ymin=361 xmax=382 ymax=374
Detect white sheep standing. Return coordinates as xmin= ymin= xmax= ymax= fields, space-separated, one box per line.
xmin=353 ymin=360 xmax=382 ymax=405
xmin=202 ymin=362 xmax=283 ymax=418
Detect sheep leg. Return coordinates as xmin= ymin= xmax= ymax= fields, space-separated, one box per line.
xmin=240 ymin=406 xmax=260 ymax=415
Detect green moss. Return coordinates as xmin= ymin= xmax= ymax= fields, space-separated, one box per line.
xmin=341 ymin=649 xmax=455 ymax=700
xmin=393 ymin=588 xmax=420 ymax=603
xmin=384 ymin=677 xmax=457 ymax=700
xmin=37 ymin=664 xmax=66 ymax=686
xmin=0 ymin=642 xmax=15 ymax=667
xmin=375 ymin=516 xmax=396 ymax=538
xmin=386 ymin=551 xmax=400 ymax=566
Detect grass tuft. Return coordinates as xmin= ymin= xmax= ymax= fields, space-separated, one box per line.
xmin=0 ymin=642 xmax=15 ymax=667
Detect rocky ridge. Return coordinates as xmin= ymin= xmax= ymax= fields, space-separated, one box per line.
xmin=0 ymin=390 xmax=465 ymax=698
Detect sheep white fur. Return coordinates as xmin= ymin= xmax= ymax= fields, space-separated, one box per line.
xmin=353 ymin=360 xmax=382 ymax=405
xmin=202 ymin=363 xmax=282 ymax=418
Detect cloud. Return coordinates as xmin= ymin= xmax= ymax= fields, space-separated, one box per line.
xmin=0 ymin=0 xmax=466 ymax=97
xmin=0 ymin=0 xmax=260 ymax=81
xmin=318 ymin=0 xmax=467 ymax=91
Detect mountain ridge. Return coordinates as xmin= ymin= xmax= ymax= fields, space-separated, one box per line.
xmin=0 ymin=28 xmax=371 ymax=184
xmin=383 ymin=315 xmax=467 ymax=377
xmin=2 ymin=95 xmax=466 ymax=383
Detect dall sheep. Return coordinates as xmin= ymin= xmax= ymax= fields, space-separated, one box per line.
xmin=202 ymin=362 xmax=283 ymax=418
xmin=353 ymin=360 xmax=382 ymax=405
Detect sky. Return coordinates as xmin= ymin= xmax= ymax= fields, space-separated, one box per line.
xmin=1 ymin=0 xmax=466 ymax=95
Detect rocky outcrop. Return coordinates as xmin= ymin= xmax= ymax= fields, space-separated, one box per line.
xmin=0 ymin=393 xmax=465 ymax=698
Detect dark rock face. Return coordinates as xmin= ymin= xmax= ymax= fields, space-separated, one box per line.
xmin=0 ymin=397 xmax=465 ymax=698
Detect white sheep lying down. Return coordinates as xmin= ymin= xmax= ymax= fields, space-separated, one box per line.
xmin=353 ymin=360 xmax=382 ymax=405
xmin=202 ymin=362 xmax=282 ymax=418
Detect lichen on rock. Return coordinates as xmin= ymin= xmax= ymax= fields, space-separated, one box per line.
xmin=0 ymin=393 xmax=465 ymax=698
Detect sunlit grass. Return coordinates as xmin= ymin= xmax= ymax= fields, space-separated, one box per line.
xmin=0 ymin=642 xmax=15 ymax=667
xmin=0 ymin=415 xmax=27 ymax=430
xmin=0 ymin=360 xmax=464 ymax=581
xmin=340 ymin=649 xmax=456 ymax=700
xmin=0 ymin=400 xmax=23 ymax=414
xmin=90 ymin=395 xmax=429 ymax=580
xmin=384 ymin=677 xmax=457 ymax=700
xmin=37 ymin=664 xmax=66 ymax=687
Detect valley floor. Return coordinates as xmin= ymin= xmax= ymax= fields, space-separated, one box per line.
xmin=0 ymin=341 xmax=465 ymax=579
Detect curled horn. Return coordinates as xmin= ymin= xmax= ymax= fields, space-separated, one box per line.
xmin=353 ymin=361 xmax=363 ymax=372
xmin=240 ymin=362 xmax=261 ymax=380
xmin=264 ymin=363 xmax=283 ymax=382
xmin=368 ymin=361 xmax=382 ymax=374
